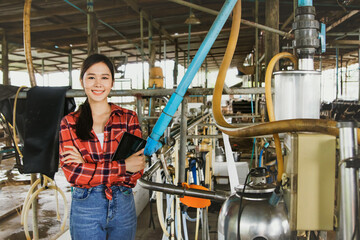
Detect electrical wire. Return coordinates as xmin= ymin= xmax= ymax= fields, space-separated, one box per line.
xmin=237 ymin=169 xmax=254 ymax=240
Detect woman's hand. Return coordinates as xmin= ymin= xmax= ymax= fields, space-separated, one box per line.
xmin=125 ymin=148 xmax=146 ymax=173
xmin=62 ymin=146 xmax=85 ymax=164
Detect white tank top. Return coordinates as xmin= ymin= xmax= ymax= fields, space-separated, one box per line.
xmin=96 ymin=132 xmax=104 ymax=149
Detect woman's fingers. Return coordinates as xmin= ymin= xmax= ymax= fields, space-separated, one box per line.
xmin=62 ymin=157 xmax=84 ymax=164
xmin=64 ymin=146 xmax=81 ymax=154
xmin=133 ymin=148 xmax=144 ymax=156
xmin=63 ymin=158 xmax=83 ymax=164
xmin=62 ymin=146 xmax=84 ymax=164
xmin=62 ymin=150 xmax=80 ymax=156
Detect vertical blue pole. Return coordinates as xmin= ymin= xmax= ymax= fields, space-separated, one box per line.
xmin=144 ymin=0 xmax=238 ymax=156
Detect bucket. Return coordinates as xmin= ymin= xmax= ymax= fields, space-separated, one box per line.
xmin=149 ymin=67 xmax=164 ymax=88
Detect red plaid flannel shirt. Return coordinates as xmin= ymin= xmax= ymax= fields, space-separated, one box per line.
xmin=59 ymin=103 xmax=143 ymax=200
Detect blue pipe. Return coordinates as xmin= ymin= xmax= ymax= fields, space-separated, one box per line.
xmin=250 ymin=95 xmax=256 ymax=167
xmin=298 ymin=0 xmax=313 ymax=7
xmin=144 ymin=0 xmax=238 ymax=156
xmin=259 ymin=149 xmax=264 ymax=167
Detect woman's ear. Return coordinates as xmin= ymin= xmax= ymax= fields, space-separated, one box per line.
xmin=80 ymin=78 xmax=84 ymax=88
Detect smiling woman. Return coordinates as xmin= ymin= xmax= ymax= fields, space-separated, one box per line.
xmin=81 ymin=62 xmax=113 ymax=104
xmin=58 ymin=54 xmax=146 ymax=240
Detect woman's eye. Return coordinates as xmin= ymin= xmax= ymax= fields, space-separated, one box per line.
xmin=102 ymin=77 xmax=109 ymax=80
xmin=87 ymin=76 xmax=95 ymax=80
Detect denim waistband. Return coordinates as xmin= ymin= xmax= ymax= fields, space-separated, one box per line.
xmin=78 ymin=185 xmax=131 ymax=193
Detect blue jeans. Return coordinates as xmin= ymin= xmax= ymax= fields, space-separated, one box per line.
xmin=70 ymin=185 xmax=136 ymax=240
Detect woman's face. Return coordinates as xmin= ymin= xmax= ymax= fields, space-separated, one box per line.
xmin=81 ymin=62 xmax=113 ymax=103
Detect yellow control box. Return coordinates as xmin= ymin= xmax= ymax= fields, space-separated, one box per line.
xmin=283 ymin=133 xmax=336 ymax=231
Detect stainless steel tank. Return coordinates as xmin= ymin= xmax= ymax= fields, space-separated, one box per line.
xmin=274 ymin=70 xmax=321 ymax=120
xmin=218 ymin=168 xmax=290 ymax=240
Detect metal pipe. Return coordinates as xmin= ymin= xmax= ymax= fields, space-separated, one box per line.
xmin=280 ymin=12 xmax=295 ymax=31
xmin=2 ymin=29 xmax=9 ymax=85
xmin=163 ymin=40 xmax=166 ymax=88
xmin=178 ymin=98 xmax=187 ymax=184
xmin=68 ymin=50 xmax=72 ymax=87
xmin=172 ymin=112 xmax=211 ymax=140
xmin=86 ymin=0 xmax=98 ymax=55
xmin=140 ymin=10 xmax=145 ymax=89
xmin=174 ymin=39 xmax=178 ymax=87
xmin=160 ymin=154 xmax=173 ymax=184
xmin=142 ymin=160 xmax=162 ymax=181
xmin=168 ymin=0 xmax=292 ymax=39
xmin=254 ymin=0 xmax=259 ymax=120
xmin=16 ymin=87 xmax=268 ymax=99
xmin=30 ymin=174 xmax=39 ymax=240
xmin=41 ymin=58 xmax=45 ymax=85
xmin=186 ymin=135 xmax=224 ymax=139
xmin=332 ymin=40 xmax=360 ymax=45
xmin=136 ymin=95 xmax=143 ymax=125
xmin=327 ymin=32 xmax=360 ymax=37
xmin=337 ymin=121 xmax=359 ymax=240
xmin=138 ymin=178 xmax=228 ymax=202
xmin=336 ymin=48 xmax=339 ymax=99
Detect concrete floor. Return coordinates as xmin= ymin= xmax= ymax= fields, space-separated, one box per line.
xmin=135 ymin=198 xmax=223 ymax=240
xmin=0 ymin=156 xmax=225 ymax=240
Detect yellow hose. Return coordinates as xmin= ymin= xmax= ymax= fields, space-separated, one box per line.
xmin=265 ymin=52 xmax=298 ymax=122
xmin=23 ymin=184 xmax=68 ymax=240
xmin=265 ymin=52 xmax=297 ymax=183
xmin=212 ymin=0 xmax=241 ymax=129
xmin=211 ymin=0 xmax=294 ymax=183
xmin=13 ymin=86 xmax=27 ymax=159
xmin=21 ymin=175 xmax=68 ymax=240
xmin=23 ymin=0 xmax=36 ymax=87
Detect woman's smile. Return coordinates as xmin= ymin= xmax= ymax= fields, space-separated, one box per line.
xmin=91 ymin=89 xmax=105 ymax=95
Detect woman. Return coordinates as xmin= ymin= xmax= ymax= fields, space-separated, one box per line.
xmin=59 ymin=54 xmax=146 ymax=240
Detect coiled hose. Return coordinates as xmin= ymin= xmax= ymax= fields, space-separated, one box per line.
xmin=21 ymin=175 xmax=68 ymax=240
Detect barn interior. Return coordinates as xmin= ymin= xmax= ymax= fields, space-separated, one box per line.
xmin=0 ymin=0 xmax=360 ymax=239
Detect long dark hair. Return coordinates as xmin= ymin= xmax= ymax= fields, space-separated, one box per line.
xmin=75 ymin=54 xmax=115 ymax=140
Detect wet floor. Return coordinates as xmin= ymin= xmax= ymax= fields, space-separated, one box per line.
xmin=0 ymin=156 xmax=71 ymax=240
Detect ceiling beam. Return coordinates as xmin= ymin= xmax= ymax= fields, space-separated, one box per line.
xmin=123 ymin=0 xmax=174 ymax=43
xmin=326 ymin=10 xmax=360 ymax=32
xmin=0 ymin=2 xmax=127 ymax=24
